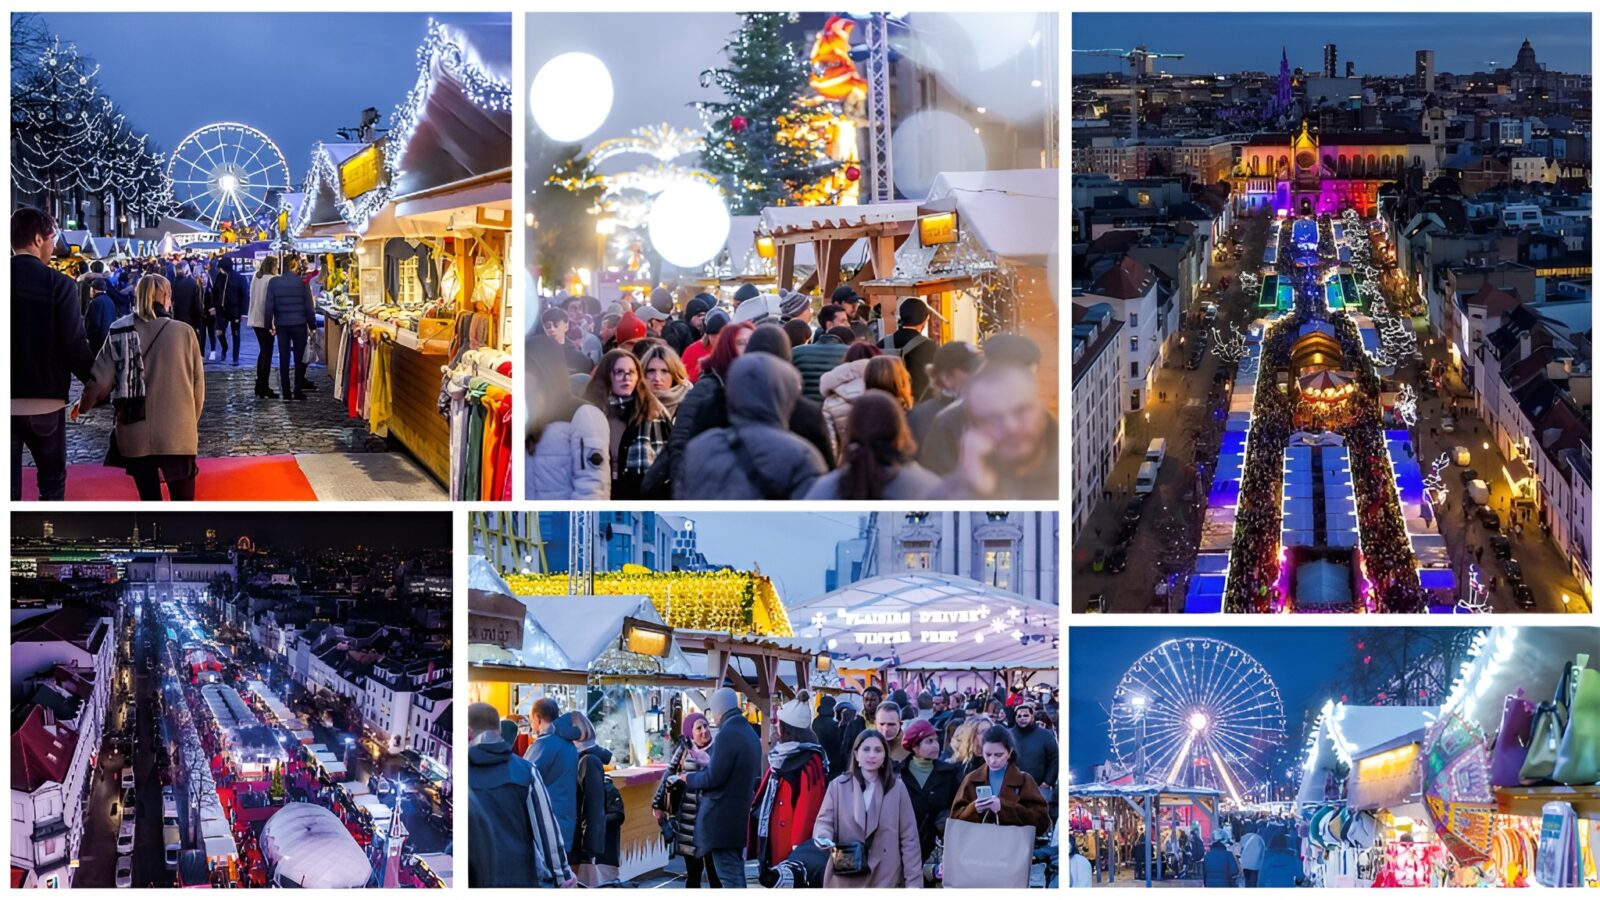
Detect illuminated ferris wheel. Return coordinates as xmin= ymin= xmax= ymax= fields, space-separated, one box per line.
xmin=166 ymin=122 xmax=290 ymax=228
xmin=1108 ymin=638 xmax=1287 ymax=805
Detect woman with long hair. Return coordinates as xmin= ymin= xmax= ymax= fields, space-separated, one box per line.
xmin=75 ymin=274 xmax=206 ymax=500
xmin=819 ymin=340 xmax=882 ymax=451
xmin=863 ymin=355 xmax=914 ymax=412
xmin=950 ymin=725 xmax=1051 ymax=832
xmin=652 ymin=712 xmax=720 ymax=888
xmin=946 ymin=715 xmax=993 ymax=779
xmin=637 ymin=341 xmax=691 ymax=420
xmin=585 ymin=348 xmax=671 ymax=500
xmin=813 ymin=729 xmax=923 ymax=888
xmin=563 ymin=710 xmax=620 ymax=886
xmin=525 ymin=333 xmax=609 ymax=499
xmin=806 ymin=391 xmax=939 ymax=500
xmin=247 ymin=256 xmax=279 ymax=398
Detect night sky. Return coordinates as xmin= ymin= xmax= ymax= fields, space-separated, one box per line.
xmin=18 ymin=12 xmax=509 ymax=175
xmin=1065 ymin=626 xmax=1471 ymax=783
xmin=12 ymin=512 xmax=451 ymax=552
xmin=1072 ymin=13 xmax=1591 ymax=77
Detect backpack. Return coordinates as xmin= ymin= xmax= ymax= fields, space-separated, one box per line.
xmin=882 ymin=331 xmax=930 ymax=362
xmin=583 ymin=752 xmax=627 ymax=827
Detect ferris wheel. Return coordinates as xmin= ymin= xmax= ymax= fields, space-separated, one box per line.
xmin=1108 ymin=638 xmax=1287 ymax=806
xmin=166 ymin=122 xmax=290 ymax=229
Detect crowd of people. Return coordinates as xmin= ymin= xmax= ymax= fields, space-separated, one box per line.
xmin=467 ymin=683 xmax=1058 ymax=889
xmin=1070 ymin=811 xmax=1303 ymax=888
xmin=526 ymin=284 xmax=1057 ymax=501
xmin=11 ymin=207 xmax=325 ymax=500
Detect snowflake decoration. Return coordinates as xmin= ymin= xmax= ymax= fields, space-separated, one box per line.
xmin=810 ymin=612 xmax=828 ymax=630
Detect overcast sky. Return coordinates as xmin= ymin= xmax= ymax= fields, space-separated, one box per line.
xmin=26 ymin=12 xmax=509 ymax=177
xmin=1073 ymin=13 xmax=1590 ymax=76
xmin=687 ymin=512 xmax=861 ymax=603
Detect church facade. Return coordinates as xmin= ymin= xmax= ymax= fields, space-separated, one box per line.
xmin=1229 ymin=120 xmax=1438 ymax=216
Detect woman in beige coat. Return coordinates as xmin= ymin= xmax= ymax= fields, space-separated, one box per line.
xmin=75 ymin=274 xmax=205 ymax=500
xmin=813 ymin=729 xmax=923 ymax=888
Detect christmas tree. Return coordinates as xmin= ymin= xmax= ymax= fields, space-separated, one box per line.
xmin=532 ymin=145 xmax=605 ymax=290
xmin=697 ymin=13 xmax=841 ymax=214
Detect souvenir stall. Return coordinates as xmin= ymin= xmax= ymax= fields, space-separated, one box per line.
xmin=1422 ymin=627 xmax=1599 ymax=889
xmin=1067 ymin=783 xmax=1223 ymax=886
xmin=289 ymin=19 xmax=513 ymax=493
xmin=1295 ymin=702 xmax=1439 ymax=887
xmin=467 ymin=559 xmax=715 ymax=881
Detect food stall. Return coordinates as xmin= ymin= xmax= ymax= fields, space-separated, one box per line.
xmin=288 ymin=18 xmax=513 ymax=494
xmin=1068 ymin=783 xmax=1223 ymax=887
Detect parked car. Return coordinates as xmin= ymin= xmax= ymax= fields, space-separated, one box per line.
xmin=1106 ymin=546 xmax=1129 ymax=574
xmin=1513 ymin=584 xmax=1536 ymax=610
xmin=1458 ymin=467 xmax=1480 ymax=487
xmin=1476 ymin=507 xmax=1501 ymax=532
xmin=1085 ymin=594 xmax=1107 ymax=614
xmin=117 ymin=821 xmax=135 ymax=854
xmin=1500 ymin=558 xmax=1524 ymax=583
xmin=115 ymin=856 xmax=133 ymax=889
xmin=1123 ymin=500 xmax=1145 ymax=525
xmin=1490 ymin=535 xmax=1512 ymax=559
xmin=1440 ymin=415 xmax=1456 ymax=433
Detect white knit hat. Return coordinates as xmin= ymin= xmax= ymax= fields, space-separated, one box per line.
xmin=777 ymin=693 xmax=813 ymax=730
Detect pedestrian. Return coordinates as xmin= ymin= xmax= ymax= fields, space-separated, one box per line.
xmin=1069 ymin=841 xmax=1094 ymax=887
xmin=247 ymin=257 xmax=279 ymax=398
xmin=879 ymin=297 xmax=937 ymax=401
xmin=681 ymin=306 xmax=726 ymax=383
xmin=525 ymin=336 xmax=609 ymax=500
xmin=638 ymin=342 xmax=691 ymax=421
xmin=1008 ymin=701 xmax=1058 ymax=804
xmin=265 ymin=259 xmax=315 ymax=400
xmin=169 ymin=261 xmax=206 ymax=348
xmin=1200 ymin=837 xmax=1239 ymax=887
xmin=743 ymin=324 xmax=836 ymax=467
xmin=210 ymin=256 xmax=246 ymax=364
xmin=821 ymin=342 xmax=880 ymax=450
xmin=1476 ymin=546 xmax=1483 ymax=563
xmin=679 ymin=687 xmax=762 ymax=888
xmin=874 ymin=701 xmax=909 ymax=765
xmin=749 ymin=692 xmax=828 ymax=883
xmin=524 ymin=698 xmax=580 ymax=855
xmin=813 ymin=729 xmax=923 ymax=888
xmin=467 ymin=703 xmax=575 ymax=888
xmin=1238 ymin=827 xmax=1264 ymax=887
xmin=806 ymin=392 xmax=939 ymax=500
xmin=951 ymin=724 xmax=1051 ymax=834
xmin=681 ymin=353 xmax=826 ymax=500
xmin=794 ymin=316 xmax=851 ymax=401
xmin=75 ymin=274 xmax=205 ymax=501
xmin=946 ymin=714 xmax=993 ymax=779
xmin=585 ymin=348 xmax=672 ymax=499
xmin=932 ymin=363 xmax=1058 ymax=500
xmin=568 ymin=711 xmax=619 ymax=886
xmin=665 ymin=320 xmax=753 ymax=493
xmin=898 ymin=718 xmax=959 ymax=884
xmin=83 ymin=278 xmax=118 ymax=355
xmin=811 ymin=696 xmax=841 ymax=780
xmin=1255 ymin=832 xmax=1300 ymax=887
xmin=653 ymin=712 xmax=719 ymax=887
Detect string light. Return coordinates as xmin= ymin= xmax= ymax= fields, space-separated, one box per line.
xmin=504 ymin=566 xmax=794 ymax=637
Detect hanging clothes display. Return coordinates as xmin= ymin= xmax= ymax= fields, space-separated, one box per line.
xmin=439 ymin=347 xmax=512 ymax=501
xmin=382 ymin=237 xmax=441 ymax=303
xmin=368 ymin=331 xmax=395 ymax=438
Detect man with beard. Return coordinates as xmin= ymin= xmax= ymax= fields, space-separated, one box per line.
xmin=1009 ymin=701 xmax=1058 ymax=805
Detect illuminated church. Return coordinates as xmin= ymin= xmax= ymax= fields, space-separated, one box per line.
xmin=1230 ymin=120 xmax=1438 ymax=217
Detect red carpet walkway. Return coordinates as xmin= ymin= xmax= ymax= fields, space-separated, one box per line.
xmin=20 ymin=455 xmax=317 ymax=501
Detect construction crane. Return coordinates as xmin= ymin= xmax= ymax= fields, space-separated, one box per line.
xmin=1073 ymin=45 xmax=1185 ymax=142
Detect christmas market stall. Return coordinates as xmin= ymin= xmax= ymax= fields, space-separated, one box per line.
xmin=1420 ymin=627 xmax=1599 ymax=888
xmin=1068 ymin=783 xmax=1223 ymax=887
xmin=290 ymin=18 xmax=513 ymax=497
xmin=1295 ymin=702 xmax=1440 ymax=887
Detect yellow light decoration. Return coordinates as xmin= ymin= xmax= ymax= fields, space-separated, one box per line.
xmin=503 ymin=565 xmax=795 ymax=638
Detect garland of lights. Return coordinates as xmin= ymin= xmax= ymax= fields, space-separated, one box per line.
xmin=503 ymin=567 xmax=795 ymax=638
xmin=1393 ymin=383 xmax=1419 ymax=427
xmin=290 ymin=18 xmax=512 ymax=237
xmin=1455 ymin=565 xmax=1492 ymax=615
xmin=1424 ymin=452 xmax=1451 ymax=508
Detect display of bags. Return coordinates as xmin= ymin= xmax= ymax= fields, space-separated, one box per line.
xmin=941 ymin=816 xmax=1035 ymax=888
xmin=1490 ymin=687 xmax=1536 ymax=786
xmin=1520 ymin=661 xmax=1573 ymax=784
xmin=1552 ymin=653 xmax=1600 ymax=785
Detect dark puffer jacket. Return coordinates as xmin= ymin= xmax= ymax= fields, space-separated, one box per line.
xmin=652 ymin=740 xmax=708 ymax=859
xmin=682 ymin=354 xmax=826 ymax=500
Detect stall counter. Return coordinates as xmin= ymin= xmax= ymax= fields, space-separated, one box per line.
xmin=608 ymin=765 xmax=669 ymax=882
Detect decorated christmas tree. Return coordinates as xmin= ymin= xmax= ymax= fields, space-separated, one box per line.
xmin=697 ymin=13 xmax=842 ymax=214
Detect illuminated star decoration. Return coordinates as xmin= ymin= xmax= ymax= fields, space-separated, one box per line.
xmin=1424 ymin=452 xmax=1451 ymax=508
xmin=810 ymin=612 xmax=828 ymax=631
xmin=1394 ymin=384 xmax=1418 ymax=428
xmin=1456 ymin=565 xmax=1492 ymax=614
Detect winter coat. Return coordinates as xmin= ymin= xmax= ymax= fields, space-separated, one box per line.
xmin=916 ymin=398 xmax=965 ymax=475
xmin=791 ymin=394 xmax=837 ymax=468
xmin=682 ymin=354 xmax=826 ymax=500
xmin=12 ymin=255 xmax=95 ymax=403
xmin=813 ymin=718 xmax=843 ymax=780
xmin=1010 ymin=724 xmax=1059 ymax=792
xmin=819 ymin=358 xmax=870 ymax=451
xmin=683 ymin=711 xmax=762 ymax=855
xmin=468 ymin=740 xmax=567 ymax=887
xmin=527 ymin=404 xmax=610 ymax=500
xmin=907 ymin=392 xmax=956 ymax=449
xmin=169 ymin=275 xmax=206 ymax=337
xmin=898 ymin=757 xmax=961 ymax=862
xmin=526 ymin=720 xmax=582 ymax=853
xmin=880 ymin=327 xmax=936 ymax=400
xmin=247 ymin=273 xmax=276 ymax=329
xmin=79 ymin=316 xmax=205 ymax=459
xmin=792 ymin=338 xmax=849 ymax=402
xmin=661 ymin=318 xmax=698 ymax=357
xmin=652 ymin=740 xmax=708 ymax=859
xmin=85 ymin=293 xmax=118 ymax=354
xmin=212 ymin=262 xmax=248 ymax=320
xmin=805 ymin=462 xmax=941 ymax=500
xmin=1238 ymin=831 xmax=1265 ymax=871
xmin=667 ymin=368 xmax=726 ymax=495
xmin=813 ymin=773 xmax=923 ymax=889
xmin=575 ymin=744 xmax=616 ymax=867
xmin=1200 ymin=845 xmax=1240 ymax=887
xmin=950 ymin=763 xmax=1050 ymax=833
xmin=748 ymin=743 xmax=828 ymax=873
xmin=1255 ymin=846 xmax=1301 ymax=887
xmin=265 ymin=271 xmax=315 ymax=330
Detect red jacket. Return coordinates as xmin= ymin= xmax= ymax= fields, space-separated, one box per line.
xmin=747 ymin=744 xmax=827 ymax=870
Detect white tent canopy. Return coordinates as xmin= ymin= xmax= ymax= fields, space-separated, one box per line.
xmin=514 ymin=594 xmax=694 ymax=675
xmin=260 ymin=803 xmax=372 ymax=889
xmin=926 ymin=169 xmax=1058 ymax=267
xmin=1297 ymin=704 xmax=1437 ymax=804
xmin=787 ymin=573 xmax=1058 ymax=667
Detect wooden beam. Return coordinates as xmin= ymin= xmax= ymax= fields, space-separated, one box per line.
xmin=777 ymin=244 xmax=796 ymax=292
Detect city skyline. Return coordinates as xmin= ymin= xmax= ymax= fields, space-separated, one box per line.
xmin=1073 ymin=13 xmax=1591 ymax=76
xmin=12 ymin=512 xmax=452 ymax=551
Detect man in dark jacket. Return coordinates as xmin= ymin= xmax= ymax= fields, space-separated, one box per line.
xmin=744 ymin=325 xmax=835 ymax=468
xmin=811 ymin=695 xmax=840 ymax=778
xmin=682 ymin=687 xmax=761 ymax=888
xmin=467 ymin=702 xmax=574 ymax=887
xmin=83 ymin=279 xmax=117 ymax=355
xmin=681 ymin=353 xmax=827 ymax=499
xmin=212 ymin=256 xmax=247 ymax=364
xmin=832 ymin=284 xmax=873 ymax=341
xmin=792 ymin=318 xmax=851 ymax=402
xmin=1200 ymin=838 xmax=1240 ymax=887
xmin=838 ymin=685 xmax=882 ymax=755
xmin=169 ymin=263 xmax=206 ymax=346
xmin=662 ymin=293 xmax=711 ymax=357
xmin=524 ymin=697 xmax=580 ymax=853
xmin=11 ymin=208 xmax=95 ymax=501
xmin=879 ymin=297 xmax=939 ymax=402
xmin=1009 ymin=701 xmax=1058 ymax=802
xmin=265 ymin=269 xmax=316 ymax=399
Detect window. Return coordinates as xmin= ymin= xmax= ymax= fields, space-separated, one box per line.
xmin=1129 ymin=312 xmax=1138 ymax=327
xmin=901 ymin=541 xmax=933 ymax=570
xmin=1130 ymin=335 xmax=1139 ymax=353
xmin=983 ymin=544 xmax=1014 ymax=591
xmin=1131 ymin=389 xmax=1141 ymax=409
xmin=1130 ymin=361 xmax=1139 ymax=378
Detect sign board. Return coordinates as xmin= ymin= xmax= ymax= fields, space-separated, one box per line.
xmin=340 ymin=141 xmax=385 ymax=200
xmin=918 ymin=211 xmax=958 ymax=246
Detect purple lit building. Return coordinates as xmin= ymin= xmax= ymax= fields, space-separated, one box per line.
xmin=1229 ymin=120 xmax=1438 ymax=216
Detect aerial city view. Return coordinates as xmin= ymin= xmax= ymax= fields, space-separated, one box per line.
xmin=10 ymin=513 xmax=453 ymax=888
xmin=1070 ymin=13 xmax=1592 ymax=614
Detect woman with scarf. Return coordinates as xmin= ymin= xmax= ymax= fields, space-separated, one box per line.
xmin=748 ymin=693 xmax=827 ymax=883
xmin=897 ymin=719 xmax=960 ymax=885
xmin=813 ymin=729 xmax=923 ymax=888
xmin=637 ymin=341 xmax=691 ymax=420
xmin=74 ymin=273 xmax=205 ymax=500
xmin=585 ymin=348 xmax=671 ymax=500
xmin=652 ymin=712 xmax=719 ymax=888
xmin=950 ymin=726 xmax=1051 ymax=833
xmin=567 ymin=711 xmax=620 ymax=886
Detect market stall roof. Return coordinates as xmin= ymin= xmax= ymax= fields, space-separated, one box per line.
xmin=925 ymin=169 xmax=1058 ymax=267
xmin=413 ymin=852 xmax=453 ymax=888
xmin=338 ymin=780 xmax=370 ymax=797
xmin=515 ymin=594 xmax=695 ymax=677
xmin=1297 ymin=703 xmax=1437 ymax=804
xmin=723 ymin=215 xmax=869 ymax=277
xmin=1071 ymin=782 xmax=1223 ymax=802
xmin=889 ymin=659 xmax=1056 ymax=672
xmin=387 ymin=19 xmax=512 ymax=202
xmin=787 ymin=573 xmax=1057 ymax=667
xmin=260 ymin=803 xmax=372 ymax=889
xmin=760 ymin=200 xmax=922 ymax=240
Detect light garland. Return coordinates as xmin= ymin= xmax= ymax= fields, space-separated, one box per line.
xmin=1212 ymin=322 xmax=1247 ymax=364
xmin=290 ymin=18 xmax=511 ymax=237
xmin=1394 ymin=383 xmax=1418 ymax=427
xmin=503 ymin=566 xmax=795 ymax=638
xmin=1424 ymin=452 xmax=1451 ymax=508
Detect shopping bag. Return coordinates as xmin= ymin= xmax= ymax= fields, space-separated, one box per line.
xmin=941 ymin=816 xmax=1034 ymax=888
xmin=1489 ymin=688 xmax=1536 ymax=786
xmin=1532 ymin=801 xmax=1578 ymax=888
xmin=1552 ymin=654 xmax=1600 ymax=785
